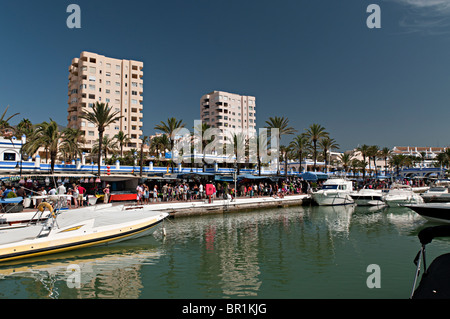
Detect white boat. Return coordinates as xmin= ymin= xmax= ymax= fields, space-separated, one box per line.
xmin=0 ymin=202 xmax=168 ymax=263
xmin=312 ymin=179 xmax=354 ymax=206
xmin=350 ymin=188 xmax=385 ymax=207
xmin=383 ymin=187 xmax=424 ymax=207
xmin=421 ymin=186 xmax=450 ymax=203
xmin=0 ymin=210 xmax=51 ymax=230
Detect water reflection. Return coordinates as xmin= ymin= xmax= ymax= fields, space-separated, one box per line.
xmin=0 ymin=204 xmax=441 ymax=299
xmin=0 ymin=239 xmax=163 ymax=299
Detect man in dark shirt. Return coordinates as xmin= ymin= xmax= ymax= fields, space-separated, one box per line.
xmin=16 ymin=186 xmax=26 ymax=198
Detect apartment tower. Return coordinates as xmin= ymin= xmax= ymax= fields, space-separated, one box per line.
xmin=200 ymin=91 xmax=256 ymax=142
xmin=67 ymin=51 xmax=144 ymax=153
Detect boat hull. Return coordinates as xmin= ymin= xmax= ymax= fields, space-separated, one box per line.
xmin=312 ymin=192 xmax=354 ymax=206
xmin=384 ymin=197 xmax=424 ymax=207
xmin=421 ymin=194 xmax=450 ymax=203
xmin=406 ymin=204 xmax=450 ymax=224
xmin=350 ymin=195 xmax=385 ymax=207
xmin=0 ymin=213 xmax=167 ymax=263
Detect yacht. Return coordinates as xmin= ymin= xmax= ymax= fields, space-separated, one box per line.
xmin=0 ymin=202 xmax=168 ymax=263
xmin=312 ymin=179 xmax=354 ymax=206
xmin=405 ymin=203 xmax=450 ymax=224
xmin=421 ymin=186 xmax=450 ymax=203
xmin=350 ymin=187 xmax=385 ymax=207
xmin=383 ymin=186 xmax=424 ymax=207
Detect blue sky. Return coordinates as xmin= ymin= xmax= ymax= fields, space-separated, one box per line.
xmin=1 ymin=0 xmax=450 ymax=151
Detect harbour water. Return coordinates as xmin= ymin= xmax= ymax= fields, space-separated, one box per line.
xmin=0 ymin=204 xmax=449 ymax=299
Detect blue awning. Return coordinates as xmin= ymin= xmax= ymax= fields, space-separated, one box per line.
xmin=300 ymin=172 xmax=328 ymax=181
xmin=0 ymin=196 xmax=23 ymax=204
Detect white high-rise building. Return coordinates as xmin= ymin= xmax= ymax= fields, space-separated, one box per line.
xmin=67 ymin=51 xmax=144 ymax=152
xmin=200 ymin=90 xmax=256 ymax=142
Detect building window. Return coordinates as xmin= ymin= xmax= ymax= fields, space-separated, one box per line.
xmin=88 ymin=131 xmax=95 ymax=136
xmin=3 ymin=153 xmax=16 ymax=161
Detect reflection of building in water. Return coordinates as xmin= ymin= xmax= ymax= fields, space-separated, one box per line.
xmin=217 ymin=217 xmax=262 ymax=297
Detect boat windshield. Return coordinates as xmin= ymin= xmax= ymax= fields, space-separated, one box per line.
xmin=322 ymin=185 xmax=338 ymax=190
xmin=429 ymin=187 xmax=446 ymax=192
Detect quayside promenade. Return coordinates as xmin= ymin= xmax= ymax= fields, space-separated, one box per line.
xmin=119 ymin=194 xmax=309 ymax=218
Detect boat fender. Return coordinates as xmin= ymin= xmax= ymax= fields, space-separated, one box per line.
xmin=37 ymin=202 xmax=55 ymax=218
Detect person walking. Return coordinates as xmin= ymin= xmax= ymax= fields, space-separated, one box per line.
xmin=103 ymin=184 xmax=110 ymax=204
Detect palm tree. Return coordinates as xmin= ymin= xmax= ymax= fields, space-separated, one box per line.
xmin=154 ymin=117 xmax=185 ymax=152
xmin=265 ymin=116 xmax=296 ymax=175
xmin=114 ymin=131 xmax=131 ymax=157
xmin=367 ymin=145 xmax=379 ymax=177
xmin=390 ymin=154 xmax=407 ymax=178
xmin=304 ymin=124 xmax=329 ymax=172
xmin=60 ymin=127 xmax=84 ymax=162
xmin=193 ymin=122 xmax=212 ymax=171
xmin=0 ymin=105 xmax=19 ymax=138
xmin=79 ymin=102 xmax=122 ymax=176
xmin=435 ymin=152 xmax=447 ymax=168
xmin=279 ymin=145 xmax=291 ymax=178
xmin=139 ymin=135 xmax=150 ymax=177
xmin=24 ymin=120 xmax=61 ymax=173
xmin=15 ymin=118 xmax=33 ymax=139
xmin=92 ymin=136 xmax=119 ymax=161
xmin=289 ymin=134 xmax=310 ymax=173
xmin=231 ymin=132 xmax=248 ymax=175
xmin=357 ymin=144 xmax=370 ymax=180
xmin=379 ymin=147 xmax=392 ymax=176
xmin=150 ymin=134 xmax=170 ymax=159
xmin=339 ymin=152 xmax=354 ymax=175
xmin=319 ymin=137 xmax=339 ymax=173
xmin=265 ymin=116 xmax=297 ymax=137
xmin=154 ymin=117 xmax=185 ymax=172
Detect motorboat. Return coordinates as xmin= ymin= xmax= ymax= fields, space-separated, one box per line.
xmin=0 ymin=196 xmax=51 ymax=230
xmin=0 ymin=210 xmax=51 ymax=230
xmin=0 ymin=202 xmax=169 ymax=263
xmin=383 ymin=187 xmax=424 ymax=207
xmin=405 ymin=203 xmax=450 ymax=224
xmin=312 ymin=179 xmax=354 ymax=206
xmin=350 ymin=188 xmax=385 ymax=207
xmin=421 ymin=187 xmax=450 ymax=203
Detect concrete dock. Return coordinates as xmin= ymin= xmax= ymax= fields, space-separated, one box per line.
xmin=142 ymin=194 xmax=311 ymax=218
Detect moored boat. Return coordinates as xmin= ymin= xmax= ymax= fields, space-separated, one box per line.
xmin=312 ymin=179 xmax=354 ymax=206
xmin=405 ymin=203 xmax=450 ymax=224
xmin=0 ymin=202 xmax=168 ymax=262
xmin=383 ymin=187 xmax=424 ymax=207
xmin=421 ymin=187 xmax=450 ymax=203
xmin=350 ymin=188 xmax=385 ymax=207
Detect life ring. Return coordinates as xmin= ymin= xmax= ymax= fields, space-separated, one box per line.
xmin=37 ymin=202 xmax=55 ymax=218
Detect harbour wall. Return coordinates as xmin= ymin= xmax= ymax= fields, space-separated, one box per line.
xmin=143 ymin=195 xmax=311 ymax=218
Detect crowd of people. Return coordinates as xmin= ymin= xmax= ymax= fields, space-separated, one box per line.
xmin=132 ymin=178 xmax=313 ymax=204
xmin=0 ymin=182 xmax=89 ymax=210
